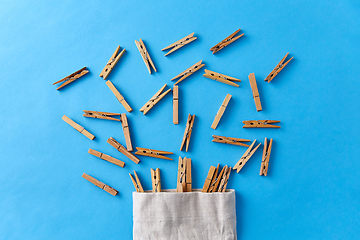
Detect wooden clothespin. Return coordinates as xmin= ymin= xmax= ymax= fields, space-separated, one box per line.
xmin=248 ymin=73 xmax=262 ymax=111
xmin=185 ymin=158 xmax=192 ymax=192
xmin=171 ymin=60 xmax=205 ymax=85
xmin=107 ymin=137 xmax=140 ymax=164
xmin=203 ymin=69 xmax=241 ymax=87
xmin=218 ymin=166 xmax=231 ymax=192
xmin=242 ymin=120 xmax=281 ymax=128
xmin=83 ymin=111 xmax=133 ymax=151
xmin=82 ymin=173 xmax=118 ymax=196
xmin=135 ymin=147 xmax=173 ymax=160
xmin=260 ymin=138 xmax=273 ymax=176
xmin=151 ymin=168 xmax=161 ymax=192
xmin=53 ymin=67 xmax=89 ymax=90
xmin=62 ymin=115 xmax=95 ymax=140
xmin=210 ymin=29 xmax=244 ymax=54
xmin=140 ymin=84 xmax=171 ymax=115
xmin=212 ymin=135 xmax=251 ymax=147
xmin=129 ymin=170 xmax=144 ymax=192
xmin=208 ymin=164 xmax=223 ymax=193
xmin=99 ymin=46 xmax=125 ymax=80
xmin=180 ymin=114 xmax=195 ymax=152
xmin=173 ymin=85 xmax=179 ymax=124
xmin=162 ymin=32 xmax=197 ymax=56
xmin=88 ymin=148 xmax=125 ymax=167
xmin=105 ymin=80 xmax=132 ymax=113
xmin=265 ymin=53 xmax=293 ymax=83
xmin=211 ymin=94 xmax=232 ymax=130
xmin=177 ymin=157 xmax=187 ymax=192
xmin=202 ymin=165 xmax=216 ymax=192
xmin=233 ymin=140 xmax=261 ymax=173
xmin=135 ymin=39 xmax=157 ymax=74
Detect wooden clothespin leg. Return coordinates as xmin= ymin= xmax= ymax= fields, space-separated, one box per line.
xmin=202 ymin=166 xmax=216 ymax=192
xmin=135 ymin=147 xmax=173 ymax=160
xmin=211 ymin=94 xmax=232 ymax=129
xmin=151 ymin=168 xmax=161 ymax=192
xmin=99 ymin=45 xmax=126 ymax=80
xmin=248 ymin=73 xmax=262 ymax=111
xmin=107 ymin=137 xmax=140 ymax=164
xmin=180 ymin=114 xmax=195 ymax=152
xmin=140 ymin=84 xmax=171 ymax=115
xmin=177 ymin=157 xmax=187 ymax=192
xmin=135 ymin=39 xmax=157 ymax=74
xmin=203 ymin=69 xmax=241 ymax=87
xmin=88 ymin=149 xmax=125 ymax=167
xmin=171 ymin=60 xmax=205 ymax=85
xmin=129 ymin=171 xmax=144 ymax=192
xmin=120 ymin=113 xmax=133 ymax=151
xmin=62 ymin=115 xmax=95 ymax=140
xmin=53 ymin=67 xmax=89 ymax=90
xmin=106 ymin=80 xmax=132 ymax=113
xmin=185 ymin=158 xmax=192 ymax=192
xmin=242 ymin=120 xmax=281 ymax=128
xmin=208 ymin=164 xmax=220 ymax=193
xmin=173 ymin=85 xmax=179 ymax=124
xmin=233 ymin=140 xmax=261 ymax=173
xmin=265 ymin=53 xmax=293 ymax=83
xmin=212 ymin=135 xmax=251 ymax=147
xmin=218 ymin=166 xmax=231 ymax=192
xmin=260 ymin=138 xmax=273 ymax=176
xmin=82 ymin=173 xmax=118 ymax=196
xmin=210 ymin=29 xmax=244 ymax=54
xmin=162 ymin=32 xmax=197 ymax=56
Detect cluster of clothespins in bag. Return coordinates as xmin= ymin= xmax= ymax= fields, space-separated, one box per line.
xmin=53 ymin=29 xmax=293 ymax=196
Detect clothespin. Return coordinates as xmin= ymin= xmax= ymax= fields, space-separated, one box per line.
xmin=171 ymin=60 xmax=205 ymax=85
xmin=82 ymin=173 xmax=118 ymax=196
xmin=218 ymin=166 xmax=231 ymax=192
xmin=140 ymin=84 xmax=171 ymax=115
xmin=248 ymin=73 xmax=262 ymax=111
xmin=185 ymin=158 xmax=192 ymax=192
xmin=211 ymin=94 xmax=232 ymax=130
xmin=53 ymin=67 xmax=89 ymax=90
xmin=135 ymin=39 xmax=157 ymax=74
xmin=173 ymin=85 xmax=179 ymax=124
xmin=105 ymin=80 xmax=132 ymax=112
xmin=233 ymin=140 xmax=261 ymax=173
xmin=212 ymin=135 xmax=251 ymax=147
xmin=202 ymin=165 xmax=216 ymax=192
xmin=208 ymin=164 xmax=223 ymax=193
xmin=162 ymin=32 xmax=197 ymax=56
xmin=83 ymin=110 xmax=121 ymax=121
xmin=107 ymin=137 xmax=140 ymax=164
xmin=203 ymin=69 xmax=241 ymax=87
xmin=260 ymin=138 xmax=273 ymax=176
xmin=83 ymin=111 xmax=133 ymax=151
xmin=180 ymin=114 xmax=195 ymax=152
xmin=151 ymin=168 xmax=161 ymax=192
xmin=62 ymin=115 xmax=95 ymax=140
xmin=88 ymin=149 xmax=125 ymax=168
xmin=210 ymin=29 xmax=244 ymax=54
xmin=177 ymin=157 xmax=187 ymax=192
xmin=129 ymin=170 xmax=144 ymax=192
xmin=242 ymin=120 xmax=281 ymax=128
xmin=135 ymin=147 xmax=173 ymax=160
xmin=99 ymin=46 xmax=125 ymax=80
xmin=265 ymin=53 xmax=293 ymax=83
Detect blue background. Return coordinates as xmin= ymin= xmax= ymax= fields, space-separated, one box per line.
xmin=1 ymin=0 xmax=359 ymax=239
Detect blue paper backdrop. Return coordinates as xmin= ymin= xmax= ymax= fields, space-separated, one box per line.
xmin=1 ymin=0 xmax=359 ymax=239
